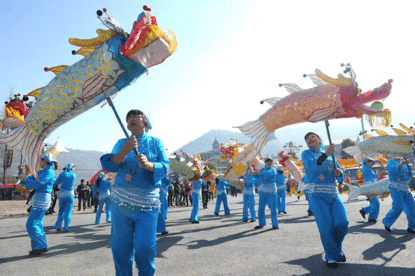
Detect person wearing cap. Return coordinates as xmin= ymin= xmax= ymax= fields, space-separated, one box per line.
xmin=100 ymin=109 xmax=169 ymax=276
xmin=18 ymin=153 xmax=58 ymax=256
xmin=214 ymin=178 xmax=231 ymax=216
xmin=301 ymin=132 xmax=347 ymax=268
xmin=275 ymin=167 xmax=287 ymax=214
xmin=93 ymin=172 xmax=112 ymax=224
xmin=252 ymin=158 xmax=279 ymax=229
xmin=382 ymin=157 xmax=415 ymax=233
xmin=53 ymin=163 xmax=76 ymax=232
xmin=359 ymin=158 xmax=380 ymax=223
xmin=157 ymin=176 xmax=170 ymax=235
xmin=241 ymin=167 xmax=256 ymax=222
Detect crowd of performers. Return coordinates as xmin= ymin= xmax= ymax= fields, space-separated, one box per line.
xmin=17 ymin=113 xmax=415 ymax=273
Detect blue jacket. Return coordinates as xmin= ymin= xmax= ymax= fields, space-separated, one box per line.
xmin=22 ymin=165 xmax=56 ymax=194
xmin=100 ymin=133 xmax=169 ymax=188
xmin=302 ymin=148 xmax=344 ymax=184
xmin=93 ymin=179 xmax=112 ymax=197
xmin=217 ymin=179 xmax=231 ymax=193
xmin=243 ymin=174 xmax=255 ymax=188
xmin=54 ymin=170 xmax=76 ymax=191
xmin=192 ymin=179 xmax=203 ymax=192
xmin=387 ymin=159 xmax=414 ymax=184
xmin=362 ymin=164 xmax=378 ymax=183
xmin=275 ymin=173 xmax=285 ymax=189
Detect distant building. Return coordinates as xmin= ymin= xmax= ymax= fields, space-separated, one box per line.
xmin=323 ymin=136 xmax=360 ymax=159
xmin=198 ymin=137 xmax=230 ymax=173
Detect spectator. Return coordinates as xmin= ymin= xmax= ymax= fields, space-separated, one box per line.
xmin=77 ymin=179 xmax=88 ymax=211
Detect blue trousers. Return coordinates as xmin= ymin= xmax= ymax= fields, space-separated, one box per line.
xmin=55 ymin=195 xmax=74 ymax=232
xmin=26 ymin=208 xmax=48 ymax=250
xmin=96 ymin=196 xmax=111 ymax=224
xmin=382 ymin=187 xmax=415 ymax=230
xmin=277 ymin=189 xmax=286 ymax=212
xmin=362 ymin=197 xmax=380 ymax=220
xmin=157 ymin=195 xmax=168 ymax=233
xmin=242 ymin=193 xmax=256 ymax=221
xmin=215 ymin=193 xmax=230 ymax=215
xmin=258 ymin=192 xmax=278 ymax=228
xmin=111 ymin=204 xmax=158 ymax=276
xmin=190 ymin=192 xmax=200 ymax=222
xmin=308 ymin=193 xmax=348 ymax=262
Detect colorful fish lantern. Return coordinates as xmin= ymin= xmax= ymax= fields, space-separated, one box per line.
xmin=0 ymin=6 xmax=177 ymax=175
xmin=236 ymin=64 xmax=393 ymax=152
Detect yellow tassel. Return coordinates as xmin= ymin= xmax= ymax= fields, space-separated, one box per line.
xmin=69 ymin=29 xmax=118 ymax=47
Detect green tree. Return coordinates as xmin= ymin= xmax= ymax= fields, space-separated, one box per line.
xmin=341 ymin=138 xmax=357 ymax=159
xmin=207 ymin=161 xmax=218 ymax=174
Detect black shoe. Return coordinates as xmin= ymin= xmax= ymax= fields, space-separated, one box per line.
xmin=29 ymin=248 xmax=48 ymax=256
xmin=272 ymin=226 xmax=279 ymax=229
xmin=278 ymin=211 xmax=281 ymax=214
xmin=214 ymin=213 xmax=219 ymax=216
xmin=407 ymin=228 xmax=415 ymax=234
xmin=243 ymin=220 xmax=248 ymax=222
xmin=385 ymin=225 xmax=391 ymax=232
xmin=326 ymin=261 xmax=339 ymax=269
xmin=250 ymin=220 xmax=256 ymax=222
xmin=308 ymin=211 xmax=314 ymax=216
xmin=254 ymin=225 xmax=264 ymax=229
xmin=224 ymin=213 xmax=231 ymax=216
xmin=368 ymin=219 xmax=377 ymax=223
xmin=106 ymin=221 xmax=111 ymax=223
xmin=56 ymin=229 xmax=61 ymax=232
xmin=282 ymin=211 xmax=287 ymax=214
xmin=359 ymin=209 xmax=366 ymax=219
xmin=192 ymin=221 xmax=200 ymax=224
xmin=161 ymin=231 xmax=169 ymax=235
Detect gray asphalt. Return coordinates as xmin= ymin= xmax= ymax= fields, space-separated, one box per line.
xmin=1 ymin=194 xmax=415 ymax=276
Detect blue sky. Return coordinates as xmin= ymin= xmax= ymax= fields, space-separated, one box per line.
xmin=1 ymin=0 xmax=415 ymax=154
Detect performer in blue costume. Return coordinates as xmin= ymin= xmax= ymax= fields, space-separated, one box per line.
xmin=359 ymin=158 xmax=381 ymax=223
xmin=18 ymin=154 xmax=57 ymax=256
xmin=157 ymin=176 xmax=170 ymax=234
xmin=54 ymin=163 xmax=76 ymax=232
xmin=100 ymin=109 xmax=169 ymax=276
xmin=253 ymin=158 xmax=279 ymax=229
xmin=302 ymin=132 xmax=347 ymax=269
xmin=214 ymin=178 xmax=231 ymax=216
xmin=241 ymin=167 xmax=256 ymax=222
xmin=190 ymin=178 xmax=202 ymax=223
xmin=275 ymin=167 xmax=287 ymax=214
xmin=93 ymin=172 xmax=112 ymax=224
xmin=382 ymin=157 xmax=415 ymax=233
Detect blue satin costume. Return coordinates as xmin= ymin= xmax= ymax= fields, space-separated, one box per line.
xmin=190 ymin=179 xmax=202 ymax=221
xmin=256 ymin=167 xmax=278 ymax=228
xmin=54 ymin=164 xmax=76 ymax=232
xmin=101 ymin=132 xmax=169 ymax=276
xmin=361 ymin=160 xmax=380 ymax=220
xmin=302 ymin=148 xmax=348 ymax=263
xmin=93 ymin=174 xmax=112 ymax=224
xmin=275 ymin=168 xmax=286 ymax=213
xmin=157 ymin=177 xmax=170 ymax=233
xmin=20 ymin=157 xmax=56 ymax=252
xmin=214 ymin=179 xmax=231 ymax=215
xmin=242 ymin=173 xmax=256 ymax=221
xmin=382 ymin=159 xmax=415 ymax=231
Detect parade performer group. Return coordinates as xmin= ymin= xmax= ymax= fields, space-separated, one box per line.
xmin=302 ymin=132 xmax=348 ymax=268
xmin=54 ymin=163 xmax=76 ymax=232
xmin=18 ymin=154 xmax=58 ymax=256
xmin=100 ymin=109 xmax=169 ymax=275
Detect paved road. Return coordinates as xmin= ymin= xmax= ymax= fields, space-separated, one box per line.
xmin=1 ymin=194 xmax=415 ymax=276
